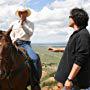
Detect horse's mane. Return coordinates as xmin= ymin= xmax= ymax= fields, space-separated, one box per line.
xmin=0 ymin=29 xmax=41 ymax=90
xmin=8 ymin=43 xmax=26 ymax=64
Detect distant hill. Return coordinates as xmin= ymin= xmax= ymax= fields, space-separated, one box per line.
xmin=31 ymin=42 xmax=67 ymax=47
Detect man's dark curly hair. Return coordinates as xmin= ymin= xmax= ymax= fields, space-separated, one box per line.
xmin=70 ymin=8 xmax=89 ymax=28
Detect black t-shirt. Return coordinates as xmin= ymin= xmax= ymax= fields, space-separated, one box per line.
xmin=55 ymin=28 xmax=90 ymax=89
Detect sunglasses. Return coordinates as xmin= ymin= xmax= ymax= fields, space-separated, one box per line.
xmin=69 ymin=16 xmax=73 ymax=18
xmin=19 ymin=11 xmax=27 ymax=14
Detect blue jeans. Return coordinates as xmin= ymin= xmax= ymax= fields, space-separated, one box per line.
xmin=15 ymin=39 xmax=38 ymax=69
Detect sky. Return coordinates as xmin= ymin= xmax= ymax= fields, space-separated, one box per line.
xmin=0 ymin=0 xmax=90 ymax=44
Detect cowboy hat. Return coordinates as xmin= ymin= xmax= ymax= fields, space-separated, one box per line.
xmin=15 ymin=6 xmax=31 ymax=17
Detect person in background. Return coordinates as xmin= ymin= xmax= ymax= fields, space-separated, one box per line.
xmin=10 ymin=6 xmax=38 ymax=69
xmin=49 ymin=8 xmax=90 ymax=90
xmin=10 ymin=6 xmax=41 ymax=90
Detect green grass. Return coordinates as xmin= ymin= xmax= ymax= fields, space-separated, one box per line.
xmin=32 ymin=45 xmax=63 ymax=64
xmin=27 ymin=45 xmax=63 ymax=89
xmin=31 ymin=45 xmax=63 ymax=88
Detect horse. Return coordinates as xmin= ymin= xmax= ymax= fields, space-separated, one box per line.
xmin=0 ymin=28 xmax=42 ymax=90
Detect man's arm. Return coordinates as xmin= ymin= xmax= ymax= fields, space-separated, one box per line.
xmin=48 ymin=47 xmax=65 ymax=52
xmin=65 ymin=33 xmax=89 ymax=89
xmin=20 ymin=20 xmax=34 ymax=35
xmin=64 ymin=63 xmax=81 ymax=89
xmin=67 ymin=63 xmax=81 ymax=80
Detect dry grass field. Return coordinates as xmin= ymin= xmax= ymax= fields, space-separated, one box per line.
xmin=27 ymin=44 xmax=64 ymax=90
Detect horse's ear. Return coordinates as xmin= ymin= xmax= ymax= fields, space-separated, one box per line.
xmin=6 ymin=25 xmax=13 ymax=36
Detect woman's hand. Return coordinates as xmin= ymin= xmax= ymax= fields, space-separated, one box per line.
xmin=48 ymin=47 xmax=65 ymax=52
xmin=48 ymin=47 xmax=57 ymax=52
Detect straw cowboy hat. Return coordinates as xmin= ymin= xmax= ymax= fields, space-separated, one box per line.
xmin=15 ymin=6 xmax=31 ymax=17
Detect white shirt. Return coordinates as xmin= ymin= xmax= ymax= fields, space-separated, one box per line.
xmin=10 ymin=19 xmax=34 ymax=42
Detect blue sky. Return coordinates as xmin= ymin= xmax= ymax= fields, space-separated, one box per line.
xmin=26 ymin=0 xmax=55 ymax=11
xmin=0 ymin=0 xmax=90 ymax=43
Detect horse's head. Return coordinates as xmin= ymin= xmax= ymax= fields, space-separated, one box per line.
xmin=0 ymin=27 xmax=13 ymax=79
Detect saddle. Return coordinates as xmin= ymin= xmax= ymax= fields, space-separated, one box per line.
xmin=18 ymin=46 xmax=29 ymax=59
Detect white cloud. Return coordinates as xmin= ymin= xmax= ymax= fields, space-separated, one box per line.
xmin=31 ymin=0 xmax=90 ymax=43
xmin=0 ymin=0 xmax=31 ymax=29
xmin=0 ymin=0 xmax=26 ymax=6
xmin=0 ymin=0 xmax=90 ymax=43
xmin=48 ymin=0 xmax=81 ymax=10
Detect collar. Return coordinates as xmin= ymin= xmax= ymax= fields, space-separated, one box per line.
xmin=71 ymin=27 xmax=86 ymax=37
xmin=18 ymin=19 xmax=27 ymax=23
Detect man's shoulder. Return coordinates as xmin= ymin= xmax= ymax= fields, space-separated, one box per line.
xmin=79 ymin=28 xmax=89 ymax=35
xmin=77 ymin=28 xmax=90 ymax=39
xmin=26 ymin=19 xmax=34 ymax=25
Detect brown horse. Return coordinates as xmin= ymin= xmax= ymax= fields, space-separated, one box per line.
xmin=0 ymin=28 xmax=42 ymax=90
